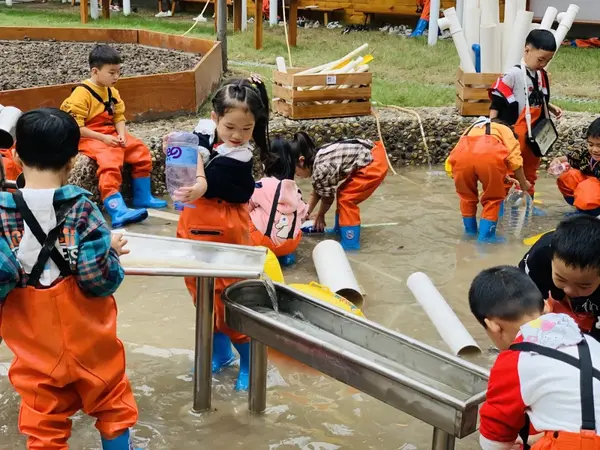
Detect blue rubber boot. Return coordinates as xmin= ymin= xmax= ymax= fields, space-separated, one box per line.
xmin=410 ymin=19 xmax=429 ymax=37
xmin=103 ymin=193 xmax=148 ymax=229
xmin=462 ymin=217 xmax=478 ymax=237
xmin=132 ymin=177 xmax=168 ymax=209
xmin=212 ymin=332 xmax=236 ymax=374
xmin=340 ymin=225 xmax=361 ymax=251
xmin=233 ymin=342 xmax=250 ymax=391
xmin=101 ymin=429 xmax=139 ymax=450
xmin=325 ymin=213 xmax=340 ymax=234
xmin=531 ymin=194 xmax=546 ymax=217
xmin=278 ymin=253 xmax=296 ymax=267
xmin=477 ymin=218 xmax=506 ymax=244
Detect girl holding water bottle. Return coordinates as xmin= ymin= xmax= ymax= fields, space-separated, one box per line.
xmin=171 ymin=77 xmax=270 ymax=392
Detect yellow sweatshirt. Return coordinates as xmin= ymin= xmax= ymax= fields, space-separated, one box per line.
xmin=60 ymin=79 xmax=126 ymax=128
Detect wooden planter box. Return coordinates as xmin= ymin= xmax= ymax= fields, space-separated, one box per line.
xmin=455 ymin=67 xmax=500 ymax=117
xmin=272 ymin=68 xmax=372 ymax=120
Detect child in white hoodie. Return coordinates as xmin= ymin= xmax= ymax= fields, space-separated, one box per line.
xmin=470 ymin=266 xmax=600 ymax=450
xmin=249 ymin=136 xmax=308 ymax=267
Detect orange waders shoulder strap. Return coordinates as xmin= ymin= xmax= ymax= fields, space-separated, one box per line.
xmin=11 ymin=191 xmax=77 ymax=286
xmin=73 ymin=84 xmax=118 ymax=116
xmin=264 ymin=181 xmax=296 ymax=240
xmin=510 ymin=338 xmax=598 ymax=449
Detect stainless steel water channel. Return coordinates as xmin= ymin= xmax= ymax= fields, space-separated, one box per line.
xmin=223 ymin=280 xmax=490 ymax=449
xmin=118 ymin=232 xmax=267 ymax=412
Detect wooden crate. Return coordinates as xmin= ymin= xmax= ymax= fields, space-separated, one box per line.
xmin=455 ymin=67 xmax=500 ymax=117
xmin=272 ymin=68 xmax=372 ymax=120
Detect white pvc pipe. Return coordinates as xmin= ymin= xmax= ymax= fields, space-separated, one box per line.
xmin=516 ymin=0 xmax=526 ymax=12
xmin=456 ymin=0 xmax=464 ymax=26
xmin=276 ymin=56 xmax=287 ymax=72
xmin=502 ymin=0 xmax=518 ymax=70
xmin=479 ymin=0 xmax=495 ymax=25
xmin=464 ymin=7 xmax=481 ymax=63
xmin=540 ymin=6 xmax=558 ymax=30
xmin=480 ymin=23 xmax=497 ymax=73
xmin=241 ymin=0 xmax=248 ymax=31
xmin=123 ymin=0 xmax=131 ymax=16
xmin=490 ymin=0 xmax=499 ymax=24
xmin=439 ymin=8 xmax=476 ymax=73
xmin=269 ymin=0 xmax=278 ymax=26
xmin=495 ymin=23 xmax=503 ymax=73
xmin=90 ymin=0 xmax=99 ymax=20
xmin=0 ymin=106 xmax=22 ymax=148
xmin=5 ymin=0 xmax=12 ymax=6
xmin=554 ymin=4 xmax=580 ymax=47
xmin=407 ymin=273 xmax=480 ymax=356
xmin=464 ymin=0 xmax=479 ymax=23
xmin=297 ymin=44 xmax=369 ymax=75
xmin=312 ymin=240 xmax=364 ymax=308
xmin=529 ymin=22 xmax=540 ymax=31
xmin=428 ymin=0 xmax=441 ymax=46
xmin=504 ymin=10 xmax=534 ymax=72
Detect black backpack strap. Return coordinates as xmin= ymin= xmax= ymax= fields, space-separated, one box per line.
xmin=73 ymin=84 xmax=117 ymax=115
xmin=264 ymin=182 xmax=282 ymax=238
xmin=12 ymin=191 xmax=77 ymax=286
xmin=287 ymin=211 xmax=297 ymax=239
xmin=518 ymin=414 xmax=531 ymax=450
xmin=511 ymin=339 xmax=598 ymax=437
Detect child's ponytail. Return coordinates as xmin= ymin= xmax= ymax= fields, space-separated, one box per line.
xmin=264 ymin=136 xmax=294 ymax=180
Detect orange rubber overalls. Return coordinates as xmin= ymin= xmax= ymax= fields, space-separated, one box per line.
xmin=75 ymin=85 xmax=152 ymax=201
xmin=492 ymin=69 xmax=549 ymax=196
xmin=336 ymin=141 xmax=388 ymax=229
xmin=449 ymin=122 xmax=514 ymax=222
xmin=1 ymin=145 xmax=23 ymax=183
xmin=511 ymin=336 xmax=600 ymax=450
xmin=0 ymin=191 xmax=137 ymax=449
xmin=176 ymin=197 xmax=250 ymax=343
xmin=557 ymin=169 xmax=600 ymax=212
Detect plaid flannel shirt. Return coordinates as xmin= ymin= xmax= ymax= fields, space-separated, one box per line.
xmin=311 ymin=139 xmax=374 ymax=198
xmin=0 ymin=185 xmax=124 ymax=302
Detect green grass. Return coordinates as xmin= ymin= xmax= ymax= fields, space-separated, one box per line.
xmin=1 ymin=4 xmax=600 ymax=112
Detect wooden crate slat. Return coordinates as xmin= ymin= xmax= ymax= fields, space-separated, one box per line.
xmin=456 ymin=66 xmax=499 ymax=117
xmin=273 ymin=68 xmax=372 ymax=120
xmin=455 ymin=81 xmax=491 ymax=101
xmin=456 ymin=96 xmax=493 ymax=117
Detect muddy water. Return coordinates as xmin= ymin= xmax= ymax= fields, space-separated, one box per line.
xmin=0 ymin=168 xmax=568 ymax=449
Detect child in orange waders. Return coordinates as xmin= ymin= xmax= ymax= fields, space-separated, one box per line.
xmin=174 ymin=77 xmax=270 ymax=391
xmin=294 ymin=135 xmax=388 ymax=251
xmin=0 ymin=108 xmax=139 ymax=450
xmin=490 ymin=29 xmax=563 ymax=217
xmin=470 ymin=266 xmax=600 ymax=450
xmin=554 ymin=118 xmax=600 ymax=216
xmin=448 ymin=118 xmax=530 ymax=243
xmin=60 ymin=45 xmax=167 ymax=229
xmin=249 ymin=135 xmax=308 ymax=267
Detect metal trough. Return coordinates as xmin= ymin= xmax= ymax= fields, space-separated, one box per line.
xmin=223 ymin=280 xmax=489 ymax=449
xmin=116 ymin=231 xmax=267 ymax=412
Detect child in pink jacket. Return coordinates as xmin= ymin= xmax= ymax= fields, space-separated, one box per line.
xmin=250 ymin=136 xmax=308 ymax=266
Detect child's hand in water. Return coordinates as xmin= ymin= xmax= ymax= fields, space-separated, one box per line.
xmin=175 ymin=181 xmax=207 ymax=203
xmin=313 ymin=214 xmax=326 ymax=232
xmin=111 ymin=234 xmax=130 ymax=256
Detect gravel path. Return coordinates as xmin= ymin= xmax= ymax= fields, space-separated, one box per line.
xmin=0 ymin=40 xmax=200 ymax=91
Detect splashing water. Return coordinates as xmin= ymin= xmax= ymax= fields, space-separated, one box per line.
xmin=262 ymin=273 xmax=279 ymax=313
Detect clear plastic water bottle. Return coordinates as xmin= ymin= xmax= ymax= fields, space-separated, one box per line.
xmin=548 ymin=161 xmax=571 ymax=177
xmin=165 ymin=132 xmax=199 ymax=211
xmin=503 ymin=185 xmax=533 ymax=237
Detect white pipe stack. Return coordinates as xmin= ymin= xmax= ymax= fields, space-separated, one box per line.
xmin=269 ymin=0 xmax=278 ymax=26
xmin=480 ymin=24 xmax=497 ymax=73
xmin=464 ymin=7 xmax=481 ymax=59
xmin=439 ymin=8 xmax=477 ymax=73
xmin=554 ymin=4 xmax=580 ymax=46
xmin=504 ymin=10 xmax=534 ymax=72
xmin=428 ymin=0 xmax=441 ymax=46
xmin=540 ymin=6 xmax=558 ymax=30
xmin=501 ymin=0 xmax=518 ymax=70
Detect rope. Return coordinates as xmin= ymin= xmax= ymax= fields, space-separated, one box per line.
xmin=371 ymin=107 xmax=397 ymax=176
xmin=182 ymin=0 xmax=211 ymax=36
xmin=281 ymin=0 xmax=293 ymax=68
xmin=383 ymin=104 xmax=430 ymax=164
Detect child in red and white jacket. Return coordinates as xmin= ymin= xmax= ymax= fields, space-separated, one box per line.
xmin=469 ymin=265 xmax=600 ymax=450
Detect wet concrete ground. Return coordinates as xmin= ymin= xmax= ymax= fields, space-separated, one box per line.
xmin=0 ymin=168 xmax=569 ymax=449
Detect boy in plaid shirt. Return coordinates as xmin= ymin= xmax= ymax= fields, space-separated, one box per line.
xmin=0 ymin=108 xmax=139 ymax=450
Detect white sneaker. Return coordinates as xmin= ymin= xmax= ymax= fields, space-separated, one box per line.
xmin=193 ymin=14 xmax=207 ymax=21
xmin=165 ymin=10 xmax=172 ymax=17
xmin=155 ymin=11 xmax=167 ymax=17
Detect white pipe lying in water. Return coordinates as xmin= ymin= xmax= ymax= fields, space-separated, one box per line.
xmin=407 ymin=272 xmax=481 ymax=356
xmin=312 ymin=240 xmax=364 ymax=308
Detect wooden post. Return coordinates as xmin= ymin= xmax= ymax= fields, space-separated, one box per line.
xmin=102 ymin=0 xmax=110 ymax=19
xmin=288 ymin=0 xmax=298 ymax=47
xmin=233 ymin=0 xmax=242 ymax=31
xmin=80 ymin=0 xmax=89 ymax=24
xmin=254 ymin=0 xmax=263 ymax=49
xmin=217 ymin=0 xmax=228 ymax=71
xmin=214 ymin=0 xmax=218 ymax=33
